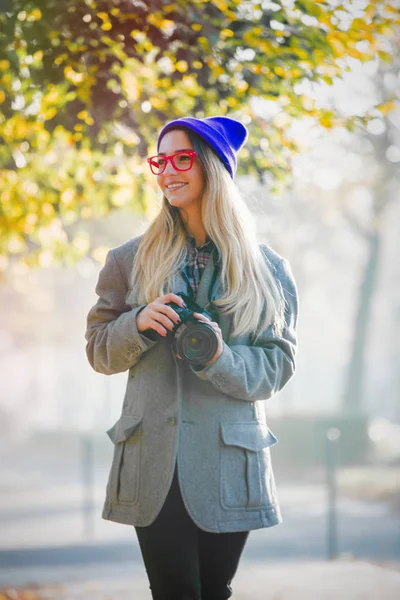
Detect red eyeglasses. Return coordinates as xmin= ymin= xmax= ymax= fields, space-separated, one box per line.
xmin=147 ymin=151 xmax=198 ymax=175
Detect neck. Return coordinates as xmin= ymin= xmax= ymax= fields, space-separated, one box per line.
xmin=180 ymin=209 xmax=206 ymax=247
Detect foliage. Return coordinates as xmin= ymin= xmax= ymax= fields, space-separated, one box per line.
xmin=0 ymin=0 xmax=399 ymax=267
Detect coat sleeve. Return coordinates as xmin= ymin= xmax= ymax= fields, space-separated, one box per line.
xmin=85 ymin=248 xmax=157 ymax=375
xmin=190 ymin=257 xmax=298 ymax=402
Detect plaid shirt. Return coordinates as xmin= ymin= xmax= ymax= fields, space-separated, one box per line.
xmin=182 ymin=236 xmax=215 ymax=297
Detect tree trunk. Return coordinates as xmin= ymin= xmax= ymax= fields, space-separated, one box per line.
xmin=341 ymin=227 xmax=381 ymax=413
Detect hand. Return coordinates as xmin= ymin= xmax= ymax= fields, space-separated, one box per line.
xmin=192 ymin=312 xmax=224 ymax=366
xmin=136 ymin=293 xmax=186 ymax=337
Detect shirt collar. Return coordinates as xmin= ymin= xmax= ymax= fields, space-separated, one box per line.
xmin=187 ymin=235 xmax=214 ymax=252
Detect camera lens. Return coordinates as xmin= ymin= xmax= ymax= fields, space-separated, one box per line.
xmin=174 ymin=322 xmax=219 ymax=365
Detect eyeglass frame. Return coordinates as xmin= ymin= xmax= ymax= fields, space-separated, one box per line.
xmin=147 ymin=150 xmax=198 ymax=175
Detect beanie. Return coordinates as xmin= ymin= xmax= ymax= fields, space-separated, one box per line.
xmin=157 ymin=116 xmax=248 ymax=178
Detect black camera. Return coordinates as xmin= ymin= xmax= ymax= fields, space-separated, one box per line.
xmin=166 ymin=292 xmax=219 ymax=365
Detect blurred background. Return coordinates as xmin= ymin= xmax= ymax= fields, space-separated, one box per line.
xmin=0 ymin=0 xmax=399 ymax=598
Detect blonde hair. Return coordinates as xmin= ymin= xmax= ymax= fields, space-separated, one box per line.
xmin=129 ymin=129 xmax=286 ymax=338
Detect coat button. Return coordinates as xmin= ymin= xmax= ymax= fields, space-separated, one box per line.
xmin=212 ymin=374 xmax=227 ymax=388
xmin=168 ymin=417 xmax=177 ymax=426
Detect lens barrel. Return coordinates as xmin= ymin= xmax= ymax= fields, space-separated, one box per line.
xmin=174 ymin=322 xmax=219 ymax=365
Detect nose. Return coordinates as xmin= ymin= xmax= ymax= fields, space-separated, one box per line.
xmin=163 ymin=157 xmax=178 ymax=175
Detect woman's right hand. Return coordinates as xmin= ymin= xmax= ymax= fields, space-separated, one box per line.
xmin=136 ymin=293 xmax=186 ymax=337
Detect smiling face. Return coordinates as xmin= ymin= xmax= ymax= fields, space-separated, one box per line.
xmin=157 ymin=129 xmax=205 ymax=215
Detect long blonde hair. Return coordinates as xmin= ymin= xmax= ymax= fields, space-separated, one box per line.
xmin=129 ymin=128 xmax=286 ymax=338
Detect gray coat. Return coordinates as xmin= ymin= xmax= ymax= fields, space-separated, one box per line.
xmin=85 ymin=235 xmax=298 ymax=533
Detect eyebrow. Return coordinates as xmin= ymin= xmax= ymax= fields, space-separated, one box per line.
xmin=158 ymin=149 xmax=193 ymax=155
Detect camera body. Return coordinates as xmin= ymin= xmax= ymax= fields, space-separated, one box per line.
xmin=166 ymin=293 xmax=219 ymax=365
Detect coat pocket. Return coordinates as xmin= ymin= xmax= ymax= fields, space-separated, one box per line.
xmin=220 ymin=421 xmax=278 ymax=510
xmin=106 ymin=414 xmax=143 ymax=505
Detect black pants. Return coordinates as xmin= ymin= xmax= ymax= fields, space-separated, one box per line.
xmin=134 ymin=464 xmax=249 ymax=600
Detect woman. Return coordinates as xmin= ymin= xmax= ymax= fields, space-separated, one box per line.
xmin=85 ymin=116 xmax=299 ymax=600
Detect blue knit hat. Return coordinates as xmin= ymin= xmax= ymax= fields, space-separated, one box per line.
xmin=157 ymin=116 xmax=248 ymax=178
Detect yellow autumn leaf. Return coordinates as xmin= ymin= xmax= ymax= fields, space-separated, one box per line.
xmin=150 ymin=96 xmax=167 ymax=109
xmin=274 ymin=66 xmax=286 ymax=78
xmin=290 ymin=47 xmax=309 ymax=60
xmin=33 ymin=50 xmax=43 ymax=61
xmin=64 ymin=65 xmax=85 ymax=84
xmin=347 ymin=48 xmax=364 ymax=59
xmin=290 ymin=67 xmax=304 ymax=78
xmin=175 ymin=60 xmax=188 ymax=73
xmin=160 ymin=19 xmax=175 ymax=32
xmin=377 ymin=24 xmax=395 ymax=38
xmin=220 ymin=28 xmax=234 ymax=39
xmin=320 ymin=113 xmax=333 ymax=128
xmin=212 ymin=0 xmax=228 ymax=11
xmin=243 ymin=31 xmax=254 ymax=44
xmin=251 ymin=64 xmax=263 ymax=75
xmin=182 ymin=75 xmax=200 ymax=92
xmin=351 ymin=18 xmax=367 ymax=31
xmin=54 ymin=54 xmax=67 ymax=65
xmin=377 ymin=100 xmax=397 ymax=116
xmin=259 ymin=40 xmax=272 ymax=53
xmin=212 ymin=64 xmax=225 ymax=76
xmin=237 ymin=80 xmax=249 ymax=93
xmin=43 ymin=86 xmax=60 ymax=105
xmin=31 ymin=8 xmax=42 ymax=20
xmin=198 ymin=36 xmax=210 ymax=48
xmin=318 ymin=14 xmax=334 ymax=28
xmin=378 ymin=50 xmax=392 ymax=63
xmin=226 ymin=96 xmax=239 ymax=108
xmin=329 ymin=37 xmax=346 ymax=57
xmin=44 ymin=106 xmax=57 ymax=120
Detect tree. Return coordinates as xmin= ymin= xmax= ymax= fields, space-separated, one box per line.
xmin=0 ymin=0 xmax=399 ymax=268
xmin=340 ymin=54 xmax=400 ymax=414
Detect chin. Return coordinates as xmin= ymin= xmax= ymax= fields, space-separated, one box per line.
xmin=167 ymin=197 xmax=187 ymax=208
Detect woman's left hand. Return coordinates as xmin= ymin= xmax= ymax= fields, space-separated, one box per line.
xmin=175 ymin=313 xmax=223 ymax=366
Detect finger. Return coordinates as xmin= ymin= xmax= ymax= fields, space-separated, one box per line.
xmin=147 ymin=320 xmax=169 ymax=337
xmin=193 ymin=314 xmax=222 ymax=338
xmin=161 ymin=293 xmax=186 ymax=307
xmin=193 ymin=312 xmax=210 ymax=322
xmin=148 ymin=309 xmax=176 ymax=332
xmin=193 ymin=313 xmax=219 ymax=330
xmin=154 ymin=303 xmax=181 ymax=325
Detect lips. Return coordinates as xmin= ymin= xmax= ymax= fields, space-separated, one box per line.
xmin=165 ymin=182 xmax=188 ymax=192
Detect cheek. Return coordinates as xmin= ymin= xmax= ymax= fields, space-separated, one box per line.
xmin=194 ymin=168 xmax=206 ymax=191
